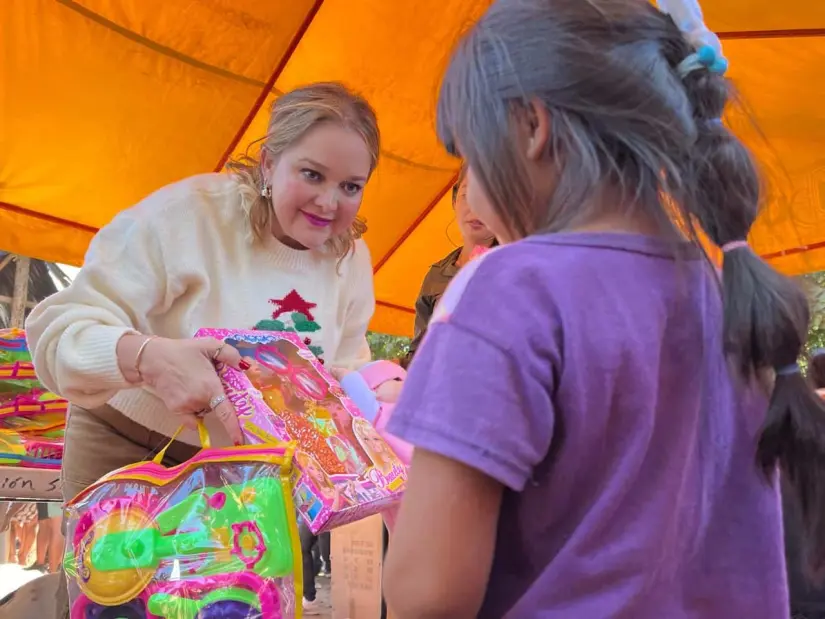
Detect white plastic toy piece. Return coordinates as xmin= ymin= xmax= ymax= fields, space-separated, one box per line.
xmin=656 ymin=0 xmax=723 ymax=55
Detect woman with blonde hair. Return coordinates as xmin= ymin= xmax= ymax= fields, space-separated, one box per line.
xmin=26 ymin=82 xmax=379 ymax=617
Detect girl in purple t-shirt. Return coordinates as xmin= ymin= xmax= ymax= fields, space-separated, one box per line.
xmin=383 ymin=1 xmax=825 ymax=618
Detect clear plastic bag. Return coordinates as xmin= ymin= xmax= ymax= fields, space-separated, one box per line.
xmin=63 ymin=424 xmax=302 ymax=619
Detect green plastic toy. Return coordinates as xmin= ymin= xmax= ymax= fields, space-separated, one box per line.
xmin=67 ymin=475 xmax=296 ymax=613
xmin=89 ymin=477 xmax=293 ymax=578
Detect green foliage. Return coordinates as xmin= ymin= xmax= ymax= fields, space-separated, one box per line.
xmin=367 ymin=331 xmax=411 ymax=361
xmin=803 ymin=272 xmax=825 ymax=355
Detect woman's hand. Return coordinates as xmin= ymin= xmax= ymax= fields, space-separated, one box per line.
xmin=118 ymin=335 xmax=245 ymax=444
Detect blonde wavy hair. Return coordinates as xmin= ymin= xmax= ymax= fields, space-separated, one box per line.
xmin=226 ymin=82 xmax=380 ymax=259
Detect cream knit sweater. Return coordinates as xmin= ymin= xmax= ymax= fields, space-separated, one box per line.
xmin=26 ymin=173 xmax=375 ymax=445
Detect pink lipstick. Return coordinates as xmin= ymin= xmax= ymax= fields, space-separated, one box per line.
xmin=303 ymin=212 xmax=333 ymax=228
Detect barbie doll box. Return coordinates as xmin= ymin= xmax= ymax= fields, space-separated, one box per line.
xmin=196 ymin=329 xmax=407 ymax=534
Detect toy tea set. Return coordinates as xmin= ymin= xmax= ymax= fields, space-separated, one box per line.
xmin=63 ymin=422 xmax=302 ymax=619
xmin=62 ymin=329 xmax=408 ymax=618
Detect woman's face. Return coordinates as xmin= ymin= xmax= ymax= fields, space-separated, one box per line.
xmin=263 ymin=123 xmax=371 ymax=250
xmin=455 ymin=176 xmax=494 ymax=247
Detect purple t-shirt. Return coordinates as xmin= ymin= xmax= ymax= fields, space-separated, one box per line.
xmin=388 ymin=233 xmax=788 ymax=618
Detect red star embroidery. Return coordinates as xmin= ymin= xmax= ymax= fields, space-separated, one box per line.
xmin=269 ymin=290 xmax=317 ymax=321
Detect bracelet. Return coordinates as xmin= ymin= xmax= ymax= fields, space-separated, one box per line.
xmin=133 ymin=336 xmax=158 ymax=381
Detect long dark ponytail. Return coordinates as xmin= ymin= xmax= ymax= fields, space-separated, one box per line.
xmin=672 ymin=21 xmax=825 ymax=581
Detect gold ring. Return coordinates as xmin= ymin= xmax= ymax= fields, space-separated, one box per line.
xmin=212 ymin=342 xmax=226 ymax=361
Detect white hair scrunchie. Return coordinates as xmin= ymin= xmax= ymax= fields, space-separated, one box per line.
xmin=656 ymin=0 xmax=723 ymax=55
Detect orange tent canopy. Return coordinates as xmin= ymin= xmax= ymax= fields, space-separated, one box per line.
xmin=1 ymin=0 xmax=824 ymax=336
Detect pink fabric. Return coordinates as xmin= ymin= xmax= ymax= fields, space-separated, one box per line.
xmin=374 ymin=403 xmax=414 ymax=467
xmin=356 ymin=361 xmax=413 ymax=532
xmin=469 ymin=245 xmax=491 ymax=261
xmin=359 ymin=361 xmax=406 ymax=391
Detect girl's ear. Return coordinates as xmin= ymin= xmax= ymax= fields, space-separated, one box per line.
xmin=525 ymin=98 xmax=550 ymax=161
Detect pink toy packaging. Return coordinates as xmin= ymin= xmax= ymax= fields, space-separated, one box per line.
xmin=62 ymin=422 xmax=303 ymax=619
xmin=468 ymin=244 xmax=492 ymax=261
xmin=196 ymin=329 xmax=408 ymax=534
xmin=333 ymin=360 xmax=413 ymax=532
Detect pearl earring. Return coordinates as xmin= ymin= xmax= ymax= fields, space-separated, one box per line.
xmin=261 ymin=183 xmax=272 ymax=200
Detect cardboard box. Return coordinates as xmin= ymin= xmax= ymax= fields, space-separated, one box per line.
xmin=0 ymin=465 xmax=61 ymax=500
xmin=332 ymin=515 xmax=385 ymax=619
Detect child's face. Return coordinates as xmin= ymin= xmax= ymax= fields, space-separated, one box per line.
xmin=464 ymin=103 xmax=556 ymax=244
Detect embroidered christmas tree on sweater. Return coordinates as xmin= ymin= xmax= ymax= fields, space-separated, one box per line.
xmin=254 ymin=289 xmax=325 ymax=360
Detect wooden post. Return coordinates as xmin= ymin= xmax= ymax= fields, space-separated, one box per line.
xmin=10 ymin=256 xmax=31 ymax=329
xmin=0 ymin=254 xmax=14 ymax=276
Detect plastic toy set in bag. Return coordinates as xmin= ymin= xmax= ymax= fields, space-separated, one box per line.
xmin=0 ymin=328 xmax=67 ymax=468
xmin=63 ymin=423 xmax=303 ymax=619
xmin=197 ymin=329 xmax=407 ymax=534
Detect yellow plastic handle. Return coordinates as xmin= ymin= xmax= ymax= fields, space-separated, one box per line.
xmin=152 ymin=419 xmax=211 ymax=465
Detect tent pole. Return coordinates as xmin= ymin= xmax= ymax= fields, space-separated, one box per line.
xmin=10 ymin=255 xmax=31 ymax=329
xmin=0 ymin=254 xmax=13 ymax=275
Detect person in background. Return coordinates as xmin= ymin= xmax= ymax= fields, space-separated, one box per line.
xmin=785 ymin=349 xmax=825 ymax=619
xmin=28 ymin=503 xmax=63 ymax=573
xmin=300 ymin=523 xmax=333 ymax=614
xmin=6 ymin=502 xmax=36 ymax=566
xmin=316 ymin=532 xmax=331 ymax=576
xmin=310 ymin=530 xmax=331 ymax=577
xmin=809 ymin=349 xmax=825 ymax=397
xmin=404 ymin=167 xmax=496 ymax=364
xmin=383 ymin=0 xmax=825 ymax=617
